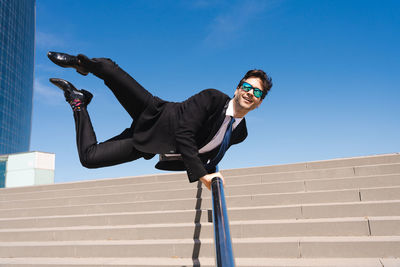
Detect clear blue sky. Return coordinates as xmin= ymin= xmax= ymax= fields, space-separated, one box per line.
xmin=31 ymin=0 xmax=400 ymax=183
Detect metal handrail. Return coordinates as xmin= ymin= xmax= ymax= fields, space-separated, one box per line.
xmin=211 ymin=177 xmax=235 ymax=267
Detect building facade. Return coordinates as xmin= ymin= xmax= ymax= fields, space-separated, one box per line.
xmin=0 ymin=151 xmax=55 ymax=188
xmin=0 ymin=0 xmax=35 ymax=154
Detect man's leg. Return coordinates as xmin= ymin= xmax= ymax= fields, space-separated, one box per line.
xmin=78 ymin=56 xmax=153 ymax=121
xmin=74 ymin=107 xmax=144 ymax=168
xmin=49 ymin=78 xmax=146 ymax=168
xmin=47 ymin=52 xmax=154 ymax=121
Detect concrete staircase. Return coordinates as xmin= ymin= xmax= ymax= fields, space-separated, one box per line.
xmin=0 ymin=153 xmax=399 ymax=266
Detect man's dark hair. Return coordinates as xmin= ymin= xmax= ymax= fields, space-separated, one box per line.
xmin=237 ymin=69 xmax=272 ymax=99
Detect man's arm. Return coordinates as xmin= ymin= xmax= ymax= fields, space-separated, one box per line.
xmin=175 ymin=89 xmax=228 ymax=183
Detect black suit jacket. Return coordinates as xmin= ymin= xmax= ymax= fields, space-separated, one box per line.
xmin=127 ymin=89 xmax=248 ymax=182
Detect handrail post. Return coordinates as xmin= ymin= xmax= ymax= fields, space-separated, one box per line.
xmin=211 ymin=177 xmax=235 ymax=267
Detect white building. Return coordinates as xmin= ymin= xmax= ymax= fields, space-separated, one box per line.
xmin=0 ymin=151 xmax=55 ymax=188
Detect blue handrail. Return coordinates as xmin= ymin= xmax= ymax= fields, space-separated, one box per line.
xmin=211 ymin=177 xmax=235 ymax=267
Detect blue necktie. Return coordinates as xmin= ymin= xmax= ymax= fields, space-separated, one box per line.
xmin=205 ymin=116 xmax=235 ymax=173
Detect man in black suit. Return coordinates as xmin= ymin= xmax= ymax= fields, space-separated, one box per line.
xmin=48 ymin=52 xmax=272 ymax=189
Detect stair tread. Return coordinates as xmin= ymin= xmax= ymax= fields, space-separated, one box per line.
xmin=2 ymin=173 xmax=400 ymax=205
xmin=0 ymin=257 xmax=395 ymax=266
xmin=1 ymin=153 xmax=399 ymax=195
xmin=1 ymin=172 xmax=398 ymax=202
xmin=2 ymin=216 xmax=399 ymax=233
xmin=1 ymin=236 xmax=400 ymax=246
xmin=2 ymin=186 xmax=400 ymax=215
xmin=0 ymin=199 xmax=399 ymax=222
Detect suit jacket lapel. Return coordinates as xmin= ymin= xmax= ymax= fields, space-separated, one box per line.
xmin=202 ymin=99 xmax=230 ymax=146
xmin=206 ymin=117 xmax=247 ymax=161
xmin=230 ymin=118 xmax=247 ymax=145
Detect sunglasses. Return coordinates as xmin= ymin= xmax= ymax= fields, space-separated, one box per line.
xmin=240 ymin=82 xmax=265 ymax=98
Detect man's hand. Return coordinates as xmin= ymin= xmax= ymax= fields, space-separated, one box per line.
xmin=199 ymin=172 xmax=225 ymax=190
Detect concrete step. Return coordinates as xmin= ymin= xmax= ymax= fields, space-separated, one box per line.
xmin=0 ymin=257 xmax=397 ymax=266
xmin=0 ymin=187 xmax=364 ymax=218
xmin=0 ymin=179 xmax=201 ymax=201
xmin=304 ymin=173 xmax=400 ymax=191
xmin=0 ymin=172 xmax=188 ymax=194
xmin=1 ymin=173 xmax=399 ymax=206
xmin=4 ymin=216 xmax=398 ymax=241
xmin=0 ymin=236 xmax=399 ymax=258
xmin=1 ymin=200 xmax=400 ymax=229
xmin=0 ymin=186 xmax=212 ymax=209
xmin=361 ymin=186 xmax=400 ymax=201
xmin=2 ymin=186 xmax=400 ymax=219
xmin=256 ymin=163 xmax=400 ymax=185
xmin=3 ymin=173 xmax=400 ymax=211
xmin=0 ymin=257 xmax=217 ymax=267
xmin=300 ymin=200 xmax=400 ymax=219
xmin=222 ymin=153 xmax=400 ymax=176
xmin=0 ymin=154 xmax=398 ymax=195
xmin=0 ymin=209 xmax=210 ymax=229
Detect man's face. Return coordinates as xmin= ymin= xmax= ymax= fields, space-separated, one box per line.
xmin=233 ymin=77 xmax=264 ymax=114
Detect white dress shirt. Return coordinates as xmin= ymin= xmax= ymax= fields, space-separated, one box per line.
xmin=163 ymin=99 xmax=243 ymax=158
xmin=198 ymin=99 xmax=243 ymax=153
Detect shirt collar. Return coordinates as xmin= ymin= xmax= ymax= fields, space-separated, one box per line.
xmin=226 ymin=99 xmax=244 ymax=123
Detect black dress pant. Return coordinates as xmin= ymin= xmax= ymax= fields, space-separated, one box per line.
xmin=74 ymin=58 xmax=154 ymax=168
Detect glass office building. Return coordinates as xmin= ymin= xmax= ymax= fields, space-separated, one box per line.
xmin=0 ymin=0 xmax=35 ymax=155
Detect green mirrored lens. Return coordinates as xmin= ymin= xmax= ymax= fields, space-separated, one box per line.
xmin=242 ymin=84 xmax=252 ymax=91
xmin=253 ymin=89 xmax=262 ymax=98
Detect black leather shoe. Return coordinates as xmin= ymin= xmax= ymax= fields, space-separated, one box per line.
xmin=49 ymin=78 xmax=93 ymax=107
xmin=47 ymin=52 xmax=89 ymax=76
